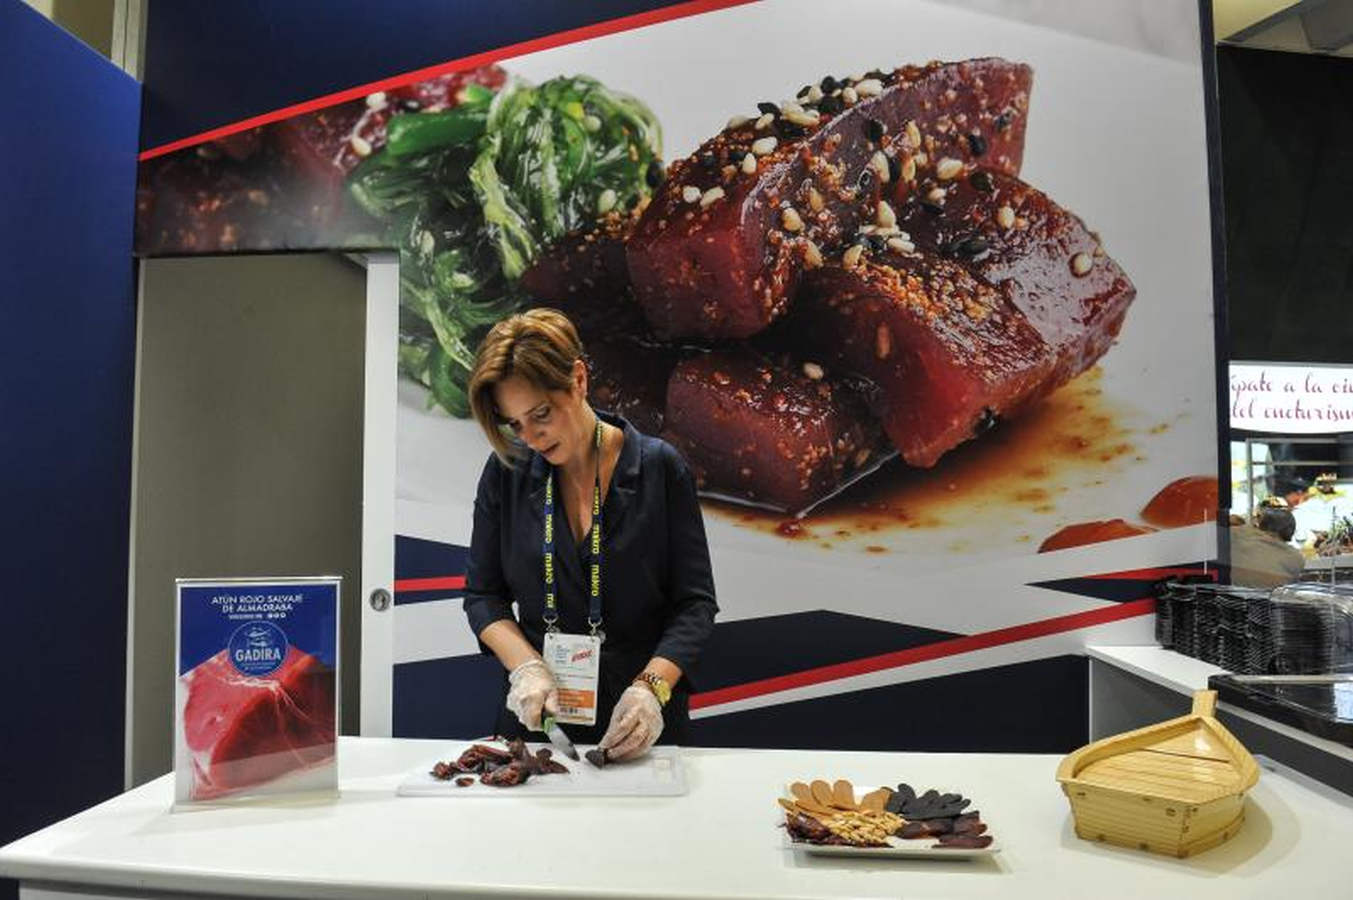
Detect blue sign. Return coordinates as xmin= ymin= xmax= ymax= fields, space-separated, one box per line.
xmin=178 ymin=579 xmax=339 ymax=675
xmin=174 ymin=576 xmax=340 ymax=805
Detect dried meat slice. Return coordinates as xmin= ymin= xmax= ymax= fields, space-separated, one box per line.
xmin=627 ymin=59 xmax=1032 ymax=340
xmin=793 ymin=252 xmax=1055 ymax=468
xmin=895 ymin=169 xmax=1135 ymax=384
xmin=662 ymin=349 xmax=886 ymax=511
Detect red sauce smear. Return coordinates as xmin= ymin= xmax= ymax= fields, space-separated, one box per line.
xmin=1141 ymin=475 xmax=1218 ymax=527
xmin=1038 ymin=519 xmax=1156 ymax=553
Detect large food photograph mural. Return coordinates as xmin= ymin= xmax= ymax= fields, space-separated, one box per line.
xmin=136 ymin=0 xmax=1219 ymax=748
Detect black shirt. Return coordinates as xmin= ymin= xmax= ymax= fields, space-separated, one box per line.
xmin=463 ymin=411 xmax=718 ymax=742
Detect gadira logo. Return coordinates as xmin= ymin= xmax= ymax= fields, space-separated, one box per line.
xmin=227 ymin=620 xmax=288 ymax=676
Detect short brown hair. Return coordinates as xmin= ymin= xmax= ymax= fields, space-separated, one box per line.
xmin=468 ymin=308 xmax=583 ymax=463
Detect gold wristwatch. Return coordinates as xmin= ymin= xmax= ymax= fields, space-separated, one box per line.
xmin=634 ymin=670 xmax=672 ymax=707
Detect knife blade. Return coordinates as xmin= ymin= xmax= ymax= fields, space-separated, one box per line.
xmin=542 ymin=715 xmax=580 ymax=760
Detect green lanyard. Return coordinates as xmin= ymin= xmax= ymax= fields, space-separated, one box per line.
xmin=542 ymin=418 xmax=604 ymax=641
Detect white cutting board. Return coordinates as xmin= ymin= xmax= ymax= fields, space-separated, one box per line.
xmin=396 ymin=742 xmax=686 ymax=798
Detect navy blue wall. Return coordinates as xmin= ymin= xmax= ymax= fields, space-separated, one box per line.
xmin=140 ymin=0 xmax=691 ymax=150
xmin=0 ymin=0 xmax=139 ymax=887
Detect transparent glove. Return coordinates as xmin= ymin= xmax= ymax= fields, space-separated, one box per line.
xmin=599 ymin=684 xmax=664 ymax=761
xmin=505 ymin=659 xmax=558 ymax=731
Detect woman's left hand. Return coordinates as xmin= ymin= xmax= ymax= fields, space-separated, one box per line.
xmin=599 ymin=684 xmax=664 ymax=761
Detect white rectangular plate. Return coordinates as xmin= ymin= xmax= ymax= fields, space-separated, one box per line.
xmin=397 ymin=742 xmax=686 ymax=797
xmin=781 ymin=785 xmax=1000 ymax=860
xmin=784 ymin=832 xmax=1001 ymax=860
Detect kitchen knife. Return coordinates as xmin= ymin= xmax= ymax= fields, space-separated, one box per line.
xmin=542 ymin=715 xmax=580 ymax=760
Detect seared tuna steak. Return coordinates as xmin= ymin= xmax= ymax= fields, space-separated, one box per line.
xmin=662 ymin=349 xmax=886 ymax=511
xmin=627 ymin=59 xmax=1032 ymax=340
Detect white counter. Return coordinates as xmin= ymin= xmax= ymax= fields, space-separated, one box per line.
xmin=2 ymin=737 xmax=1350 ymax=899
xmin=1087 ymin=644 xmax=1353 ymax=764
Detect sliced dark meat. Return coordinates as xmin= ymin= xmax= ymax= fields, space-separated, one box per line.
xmin=627 ymin=59 xmax=1032 ymax=340
xmin=794 ymin=253 xmax=1055 ymax=467
xmin=586 ymin=333 xmax=679 ymax=436
xmin=935 ymin=833 xmax=994 ymax=849
xmin=521 ymin=209 xmax=640 ymax=314
xmin=136 ymin=152 xmax=304 ymax=253
xmin=896 ymin=169 xmax=1135 ymax=383
xmin=480 ymin=761 xmax=531 ymax=786
xmin=661 ymin=349 xmax=886 ymax=512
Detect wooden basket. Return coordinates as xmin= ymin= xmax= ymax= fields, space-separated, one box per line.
xmin=1056 ymin=690 xmax=1258 ymax=858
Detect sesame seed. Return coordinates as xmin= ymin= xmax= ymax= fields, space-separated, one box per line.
xmin=914 ymin=152 xmax=928 ymax=167
xmin=752 ymin=136 xmax=778 ymax=155
xmin=597 ymin=189 xmax=618 ymax=214
xmin=870 ymin=151 xmax=891 ymax=183
xmin=583 ymin=115 xmax=602 ymax=132
xmin=875 ymin=323 xmax=893 ymax=359
xmin=781 ymin=206 xmax=804 ymax=232
xmin=682 ymin=185 xmax=702 ymax=203
xmin=853 ymin=448 xmax=872 ymax=468
xmin=927 ymin=186 xmax=947 ymax=203
xmin=856 ymin=78 xmax=883 ymax=97
xmin=996 ymin=205 xmax=1015 ymax=229
xmin=700 ymin=186 xmax=726 ymax=208
xmin=780 ymin=100 xmax=805 ymax=115
xmin=807 ymin=85 xmax=824 ymax=103
xmin=886 ymin=237 xmax=915 ymax=253
xmin=900 ymin=155 xmax=916 ymax=182
xmin=876 ymin=200 xmax=897 ymax=228
xmin=803 ymin=239 xmax=824 ymax=268
xmin=820 ymin=75 xmax=839 ymax=93
xmin=966 ymin=132 xmax=987 ymax=156
xmin=841 ymin=86 xmax=858 ymax=105
xmin=755 ymin=113 xmax=775 ymax=130
xmin=905 ymin=120 xmax=922 ymax=148
xmin=350 ymin=135 xmax=373 ymax=157
xmin=366 ymin=91 xmax=388 ymax=110
xmin=936 ymin=157 xmax=963 ymax=180
xmin=1071 ymin=252 xmax=1093 ymax=276
xmin=802 ymin=361 xmax=825 ymax=380
xmin=757 ymin=102 xmax=780 ymax=116
xmin=783 ymin=109 xmax=821 ymax=127
xmin=848 ymin=71 xmax=865 ymax=82
xmin=808 ymin=187 xmax=825 ymax=212
xmin=865 ymin=118 xmax=885 ymax=142
xmin=843 ymin=244 xmax=865 ymax=269
xmin=726 ymin=114 xmax=751 ymax=129
xmin=741 ymin=153 xmax=757 ymax=174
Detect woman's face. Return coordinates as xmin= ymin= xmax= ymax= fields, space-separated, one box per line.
xmin=493 ymin=361 xmax=590 ymax=467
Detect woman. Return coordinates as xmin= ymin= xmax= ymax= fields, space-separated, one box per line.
xmin=463 ymin=308 xmax=717 ymax=759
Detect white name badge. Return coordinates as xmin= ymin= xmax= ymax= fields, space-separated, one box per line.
xmin=541 ymin=632 xmax=602 ymax=726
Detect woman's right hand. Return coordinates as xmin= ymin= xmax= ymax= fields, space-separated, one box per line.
xmin=505 ymin=659 xmax=559 ymax=731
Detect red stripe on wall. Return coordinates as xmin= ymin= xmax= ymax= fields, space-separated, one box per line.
xmin=689 ymin=598 xmax=1156 ymax=710
xmin=138 ymin=0 xmax=761 ymax=161
xmin=394 ymin=575 xmax=467 ymax=593
xmin=1082 ymin=566 xmax=1215 ymax=581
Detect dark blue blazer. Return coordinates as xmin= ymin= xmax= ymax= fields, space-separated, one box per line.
xmin=463 ymin=411 xmax=718 ymax=741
